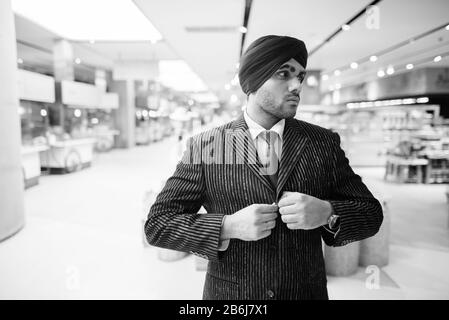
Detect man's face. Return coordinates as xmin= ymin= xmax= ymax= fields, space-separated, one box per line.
xmin=252 ymin=58 xmax=306 ymax=119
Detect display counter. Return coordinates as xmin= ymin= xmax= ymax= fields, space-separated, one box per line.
xmin=21 ymin=145 xmax=49 ymax=188
xmin=39 ymin=138 xmax=95 ymax=173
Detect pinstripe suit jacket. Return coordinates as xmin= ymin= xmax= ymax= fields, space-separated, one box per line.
xmin=145 ymin=114 xmax=383 ymax=300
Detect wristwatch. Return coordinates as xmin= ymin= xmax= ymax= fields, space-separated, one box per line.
xmin=327 ymin=214 xmax=341 ymax=230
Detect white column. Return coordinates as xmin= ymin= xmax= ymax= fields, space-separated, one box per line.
xmin=110 ymin=80 xmax=136 ymax=148
xmin=53 ymin=39 xmax=74 ymax=82
xmin=0 ymin=0 xmax=25 ymax=241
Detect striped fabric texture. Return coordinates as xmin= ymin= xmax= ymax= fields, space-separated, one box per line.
xmin=145 ymin=113 xmax=383 ymax=300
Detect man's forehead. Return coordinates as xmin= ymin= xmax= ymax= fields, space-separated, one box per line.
xmin=278 ymin=60 xmax=306 ymax=73
xmin=279 ymin=58 xmax=305 ymax=72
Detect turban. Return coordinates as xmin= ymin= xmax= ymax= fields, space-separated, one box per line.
xmin=238 ymin=35 xmax=308 ymax=95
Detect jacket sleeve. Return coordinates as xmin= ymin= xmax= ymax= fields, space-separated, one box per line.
xmin=321 ymin=132 xmax=383 ymax=247
xmin=144 ymin=136 xmax=225 ymax=261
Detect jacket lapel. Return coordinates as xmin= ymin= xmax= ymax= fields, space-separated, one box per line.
xmin=276 ymin=118 xmax=310 ymax=199
xmin=228 ymin=114 xmax=275 ymax=192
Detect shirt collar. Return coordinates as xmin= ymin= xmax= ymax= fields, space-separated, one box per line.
xmin=244 ymin=110 xmax=285 ymax=141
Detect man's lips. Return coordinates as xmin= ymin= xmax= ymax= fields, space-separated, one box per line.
xmin=286 ymin=95 xmax=300 ymax=102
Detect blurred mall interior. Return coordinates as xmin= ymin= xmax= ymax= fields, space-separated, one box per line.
xmin=1 ymin=0 xmax=449 ymax=299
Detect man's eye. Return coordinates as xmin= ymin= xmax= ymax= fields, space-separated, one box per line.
xmin=298 ymin=74 xmax=306 ymax=83
xmin=277 ymin=71 xmax=288 ymax=78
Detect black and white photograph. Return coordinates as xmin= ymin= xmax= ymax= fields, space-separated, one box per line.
xmin=1 ymin=0 xmax=449 ymax=302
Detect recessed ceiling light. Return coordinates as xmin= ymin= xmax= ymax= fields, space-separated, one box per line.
xmin=334 ymin=70 xmax=341 ymax=76
xmin=335 ymin=83 xmax=341 ymax=89
xmin=446 ymin=24 xmax=449 ymax=31
xmin=224 ymin=84 xmax=231 ymax=90
xmin=89 ymin=40 xmax=95 ymax=44
xmin=406 ymin=64 xmax=414 ymax=70
xmin=322 ymin=74 xmax=329 ymax=81
xmin=342 ymin=24 xmax=351 ymax=31
xmin=17 ymin=58 xmax=23 ymax=64
xmin=377 ymin=70 xmax=385 ymax=78
xmin=239 ymin=26 xmax=247 ymax=33
xmin=386 ymin=66 xmax=395 ymax=75
xmin=350 ymin=62 xmax=358 ymax=69
xmin=370 ymin=55 xmax=378 ymax=62
xmin=434 ymin=55 xmax=442 ymax=62
xmin=75 ymin=58 xmax=81 ymax=64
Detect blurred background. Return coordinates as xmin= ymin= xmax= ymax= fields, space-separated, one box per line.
xmin=1 ymin=0 xmax=449 ymax=299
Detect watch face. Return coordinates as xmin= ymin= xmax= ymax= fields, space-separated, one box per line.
xmin=330 ymin=215 xmax=340 ymax=228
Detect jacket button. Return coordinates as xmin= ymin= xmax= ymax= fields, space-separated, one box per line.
xmin=267 ymin=290 xmax=275 ymax=298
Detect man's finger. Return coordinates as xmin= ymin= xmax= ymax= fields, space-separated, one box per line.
xmin=281 ymin=214 xmax=297 ymax=224
xmin=278 ymin=195 xmax=297 ymax=207
xmin=256 ymin=204 xmax=279 ymax=213
xmin=260 ymin=212 xmax=277 ymax=222
xmin=264 ymin=220 xmax=276 ymax=230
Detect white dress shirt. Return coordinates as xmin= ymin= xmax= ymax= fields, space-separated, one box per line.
xmin=244 ymin=110 xmax=285 ymax=163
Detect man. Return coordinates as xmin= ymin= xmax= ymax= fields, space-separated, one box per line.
xmin=145 ymin=35 xmax=383 ymax=300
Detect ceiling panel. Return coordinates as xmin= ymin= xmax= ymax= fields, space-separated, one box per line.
xmin=245 ymin=0 xmax=374 ymax=54
xmin=134 ymin=0 xmax=245 ymax=96
xmin=312 ymin=0 xmax=449 ymax=70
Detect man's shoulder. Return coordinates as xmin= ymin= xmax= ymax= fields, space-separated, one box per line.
xmin=189 ymin=120 xmax=235 ymax=143
xmin=293 ymin=118 xmax=337 ymax=140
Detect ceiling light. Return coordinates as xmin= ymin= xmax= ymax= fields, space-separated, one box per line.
xmin=446 ymin=24 xmax=449 ymax=31
xmin=89 ymin=40 xmax=95 ymax=44
xmin=40 ymin=109 xmax=47 ymax=117
xmin=17 ymin=58 xmax=23 ymax=64
xmin=335 ymin=83 xmax=341 ymax=89
xmin=342 ymin=24 xmax=351 ymax=31
xmin=239 ymin=26 xmax=247 ymax=33
xmin=377 ymin=70 xmax=385 ymax=78
xmin=235 ymin=63 xmax=240 ymax=69
xmin=75 ymin=58 xmax=81 ymax=64
xmin=406 ymin=63 xmax=414 ymax=70
xmin=370 ymin=55 xmax=378 ymax=62
xmin=386 ymin=66 xmax=395 ymax=75
xmin=350 ymin=62 xmax=358 ymax=69
xmin=230 ymin=94 xmax=238 ymax=103
xmin=158 ymin=60 xmax=208 ymax=92
xmin=91 ymin=118 xmax=99 ymax=124
xmin=417 ymin=97 xmax=429 ymax=103
xmin=306 ymin=75 xmax=318 ymax=87
xmin=334 ymin=70 xmax=341 ymax=76
xmin=74 ymin=109 xmax=81 ymax=117
xmin=434 ymin=55 xmax=442 ymax=62
xmin=11 ymin=0 xmax=162 ymax=42
xmin=224 ymin=84 xmax=231 ymax=90
xmin=322 ymin=74 xmax=329 ymax=81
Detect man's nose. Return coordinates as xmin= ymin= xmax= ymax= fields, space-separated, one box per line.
xmin=288 ymin=77 xmax=302 ymax=93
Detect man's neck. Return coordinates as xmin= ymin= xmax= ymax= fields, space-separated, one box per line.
xmin=246 ymin=106 xmax=281 ymax=130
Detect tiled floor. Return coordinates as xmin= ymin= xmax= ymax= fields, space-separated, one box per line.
xmin=1 ymin=135 xmax=449 ymax=299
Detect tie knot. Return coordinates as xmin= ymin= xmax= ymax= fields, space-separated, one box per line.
xmin=260 ymin=130 xmax=277 ymax=145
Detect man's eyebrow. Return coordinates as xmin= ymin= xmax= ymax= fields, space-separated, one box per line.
xmin=278 ymin=64 xmax=306 ymax=74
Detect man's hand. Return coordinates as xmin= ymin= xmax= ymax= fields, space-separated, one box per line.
xmin=278 ymin=192 xmax=332 ymax=230
xmin=221 ymin=204 xmax=278 ymax=241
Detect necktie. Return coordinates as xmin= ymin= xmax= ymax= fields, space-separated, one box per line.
xmin=259 ymin=130 xmax=279 ymax=187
